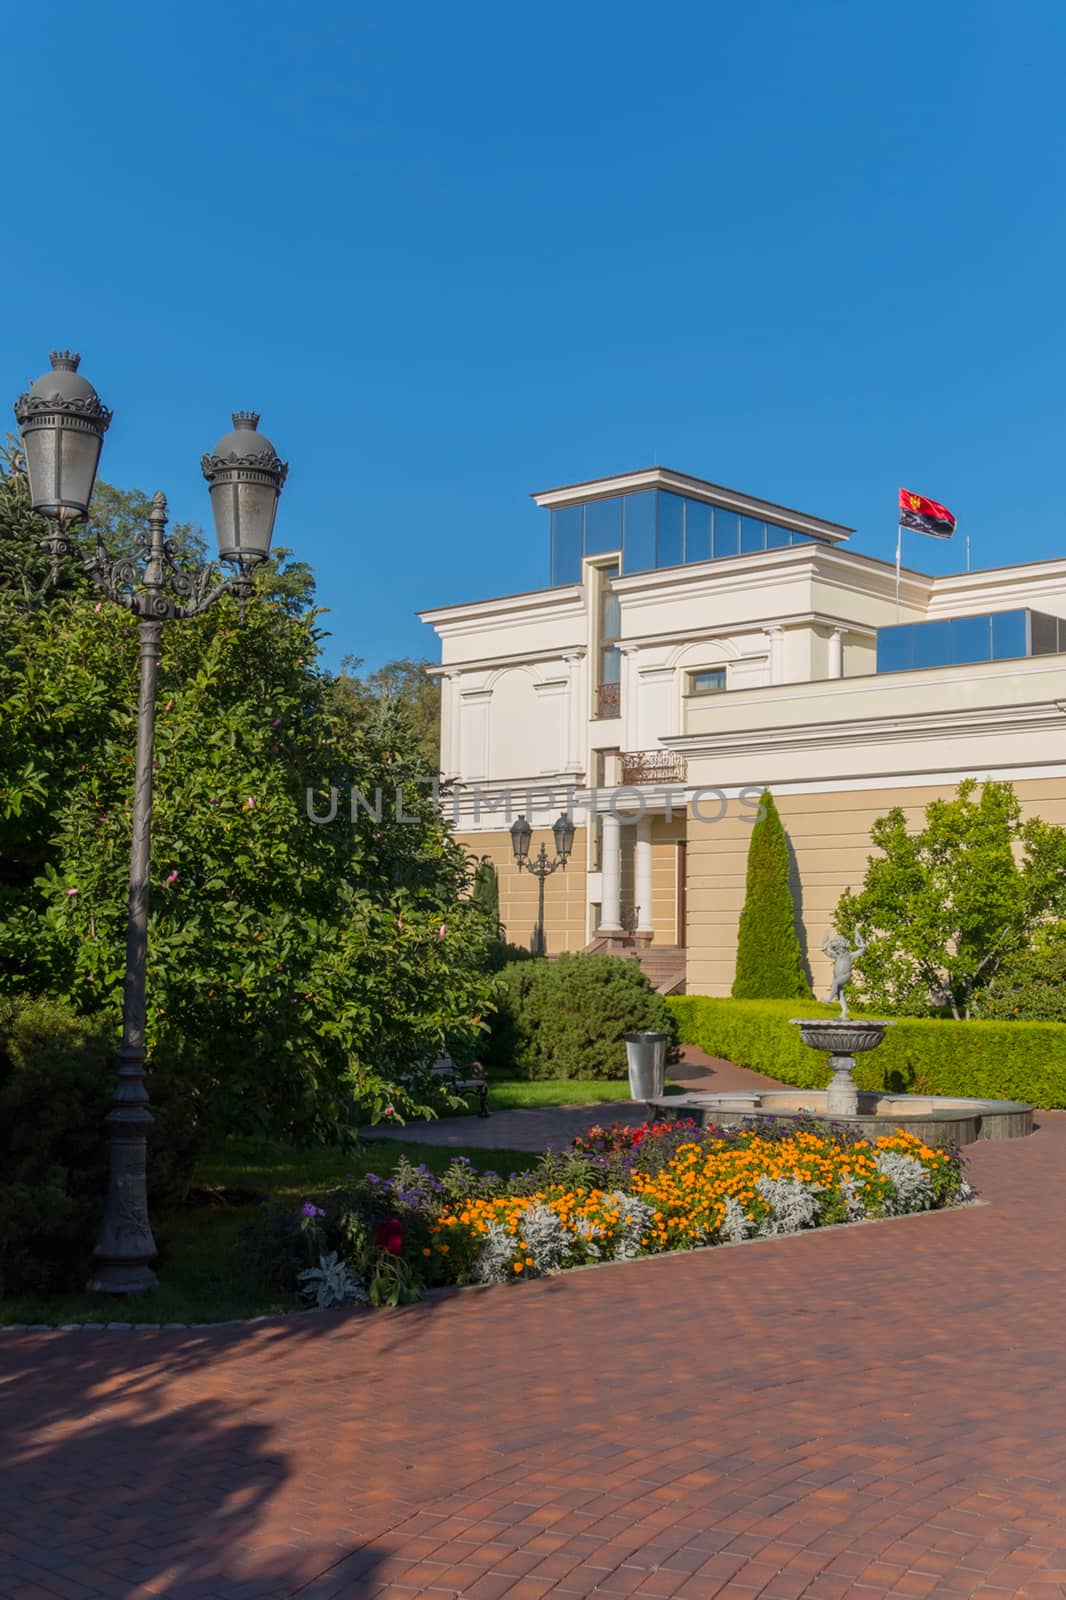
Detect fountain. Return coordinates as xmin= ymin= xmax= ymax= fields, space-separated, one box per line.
xmin=646 ymin=927 xmax=1034 ymax=1144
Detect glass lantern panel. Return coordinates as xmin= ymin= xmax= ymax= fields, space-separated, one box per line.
xmin=57 ymin=427 xmax=102 ymax=517
xmin=23 ymin=426 xmax=59 ymax=512
xmin=231 ymin=481 xmax=279 ymax=562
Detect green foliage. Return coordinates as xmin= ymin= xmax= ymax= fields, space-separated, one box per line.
xmin=0 ymin=446 xmax=496 ymax=1144
xmin=980 ymin=922 xmax=1066 ymax=1021
xmin=485 ymin=953 xmax=679 ymax=1080
xmin=836 ymin=780 xmax=1066 ymax=1019
xmin=333 ymin=653 xmax=441 ymax=771
xmin=0 ymin=995 xmax=201 ymax=1295
xmin=670 ymin=994 xmax=1066 ymax=1108
xmin=472 ymin=857 xmax=501 ymax=930
xmin=731 ymin=791 xmax=810 ymax=999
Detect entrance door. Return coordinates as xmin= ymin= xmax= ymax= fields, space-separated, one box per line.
xmin=676 ymin=840 xmax=687 ymax=947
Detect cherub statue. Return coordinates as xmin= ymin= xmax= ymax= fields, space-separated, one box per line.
xmin=822 ymin=925 xmax=865 ymax=1019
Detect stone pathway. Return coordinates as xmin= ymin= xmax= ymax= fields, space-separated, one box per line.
xmin=362 ymin=1048 xmax=782 ymax=1153
xmin=3 ymin=1080 xmax=1065 ymax=1600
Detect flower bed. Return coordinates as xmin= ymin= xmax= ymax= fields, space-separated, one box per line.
xmin=241 ymin=1119 xmax=970 ymax=1307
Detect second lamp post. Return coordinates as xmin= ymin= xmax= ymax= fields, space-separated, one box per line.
xmin=509 ymin=813 xmax=575 ymax=956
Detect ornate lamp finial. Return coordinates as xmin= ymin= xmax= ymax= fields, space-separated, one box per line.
xmin=49 ymin=351 xmax=81 ymax=372
xmin=231 ymin=410 xmax=260 ymax=430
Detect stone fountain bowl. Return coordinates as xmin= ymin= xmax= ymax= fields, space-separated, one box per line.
xmin=789 ymin=1018 xmax=893 ymax=1054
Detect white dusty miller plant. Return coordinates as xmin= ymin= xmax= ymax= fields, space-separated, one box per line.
xmin=755 ymin=1176 xmax=823 ymax=1236
xmin=839 ymin=1176 xmax=868 ymax=1222
xmin=718 ymin=1195 xmax=756 ymax=1244
xmin=874 ymin=1149 xmax=934 ymax=1214
xmin=472 ymin=1191 xmax=657 ymax=1284
xmin=298 ymin=1252 xmax=369 ymax=1310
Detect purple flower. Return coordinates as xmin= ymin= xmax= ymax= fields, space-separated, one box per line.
xmin=300 ymin=1202 xmax=325 ymax=1219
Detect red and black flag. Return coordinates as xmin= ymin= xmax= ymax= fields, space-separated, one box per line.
xmin=898 ymin=488 xmax=956 ymax=540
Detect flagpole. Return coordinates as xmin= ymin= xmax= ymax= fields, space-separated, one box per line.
xmin=965 ymin=533 xmax=971 ymax=573
xmin=895 ymin=523 xmax=902 ymax=621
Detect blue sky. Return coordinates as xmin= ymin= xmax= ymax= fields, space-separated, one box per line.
xmin=4 ymin=1 xmax=1065 ymax=670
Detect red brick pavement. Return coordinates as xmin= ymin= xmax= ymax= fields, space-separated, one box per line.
xmin=3 ymin=1109 xmax=1066 ymax=1600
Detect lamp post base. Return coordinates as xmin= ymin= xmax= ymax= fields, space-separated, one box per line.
xmin=87 ymin=1261 xmax=159 ymax=1295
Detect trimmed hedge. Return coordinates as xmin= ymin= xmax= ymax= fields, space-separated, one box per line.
xmin=668 ymin=995 xmax=1066 ymax=1109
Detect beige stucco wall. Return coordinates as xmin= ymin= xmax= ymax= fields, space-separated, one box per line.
xmin=684 ymin=776 xmax=1066 ymax=997
xmin=456 ymin=828 xmax=589 ymax=955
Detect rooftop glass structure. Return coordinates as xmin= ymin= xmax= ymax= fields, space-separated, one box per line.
xmin=549 ymin=488 xmax=824 ymax=586
xmin=876 ymin=609 xmax=1066 ymax=673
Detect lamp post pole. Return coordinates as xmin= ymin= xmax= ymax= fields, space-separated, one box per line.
xmin=510 ymin=814 xmax=574 ymax=957
xmin=14 ymin=353 xmax=287 ymax=1294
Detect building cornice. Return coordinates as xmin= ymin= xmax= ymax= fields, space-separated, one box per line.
xmin=425 ymin=644 xmax=586 ymax=678
xmin=664 ymin=698 xmax=1066 ymax=759
xmin=530 ymin=466 xmax=855 ymax=543
xmin=417 ymin=583 xmax=583 ymax=630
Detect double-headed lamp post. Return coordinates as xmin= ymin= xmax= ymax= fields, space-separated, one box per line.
xmin=13 ymin=351 xmax=288 ymax=1295
xmin=509 ymin=813 xmax=575 ymax=957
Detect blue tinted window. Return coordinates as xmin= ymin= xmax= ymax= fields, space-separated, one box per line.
xmin=551 ymin=506 xmax=582 ymax=585
xmin=683 ymin=499 xmax=711 ymax=563
xmin=765 ymin=521 xmax=791 ymax=549
xmin=911 ymin=620 xmax=952 ymax=669
xmin=950 ymin=614 xmax=992 ymax=664
xmin=991 ymin=610 xmax=1027 ymax=659
xmin=600 ymin=644 xmax=621 ymax=684
xmin=876 ymin=626 xmax=912 ymax=673
xmin=740 ymin=515 xmax=766 ymax=553
xmin=657 ymin=492 xmax=685 ymax=567
xmin=584 ymin=496 xmax=622 ymax=555
xmin=713 ymin=508 xmax=739 ymax=557
xmin=622 ymin=491 xmax=656 ymax=573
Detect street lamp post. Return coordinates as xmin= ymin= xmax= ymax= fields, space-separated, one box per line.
xmin=13 ymin=352 xmax=288 ymax=1294
xmin=509 ymin=813 xmax=575 ymax=957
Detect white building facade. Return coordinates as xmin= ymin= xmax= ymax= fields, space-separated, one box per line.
xmin=419 ymin=468 xmax=1066 ymax=995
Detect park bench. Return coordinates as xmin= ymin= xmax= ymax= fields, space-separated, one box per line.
xmin=430 ymin=1054 xmax=490 ymax=1118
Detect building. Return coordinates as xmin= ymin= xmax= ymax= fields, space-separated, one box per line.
xmin=418 ymin=467 xmax=1066 ymax=996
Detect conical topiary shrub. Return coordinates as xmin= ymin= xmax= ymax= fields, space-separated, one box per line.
xmin=731 ymin=790 xmax=811 ymax=999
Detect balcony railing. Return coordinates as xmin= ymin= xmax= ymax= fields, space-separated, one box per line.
xmin=621 ymin=750 xmax=688 ymax=785
xmin=595 ymin=681 xmax=621 ymax=720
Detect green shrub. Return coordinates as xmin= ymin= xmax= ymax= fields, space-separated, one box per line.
xmin=669 ymin=994 xmax=1066 ymax=1108
xmin=732 ymin=791 xmax=810 ymax=1000
xmin=979 ymin=925 xmax=1066 ymax=1021
xmin=484 ymin=953 xmax=679 ymax=1081
xmin=482 ymin=938 xmax=535 ymax=974
xmin=0 ymin=996 xmax=202 ymax=1296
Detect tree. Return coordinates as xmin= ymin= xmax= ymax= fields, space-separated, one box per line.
xmin=836 ymin=780 xmax=1066 ymax=1019
xmin=731 ymin=791 xmax=810 ymax=1000
xmin=0 ymin=446 xmax=497 ymax=1141
xmin=472 ymin=858 xmax=501 ymax=934
xmin=333 ymin=654 xmax=441 ymax=771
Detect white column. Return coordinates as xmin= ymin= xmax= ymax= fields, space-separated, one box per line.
xmin=563 ymin=650 xmax=585 ymax=773
xmin=599 ymin=812 xmax=623 ymax=932
xmin=635 ymin=815 xmax=654 ymax=937
xmin=765 ymin=626 xmax=784 ymax=685
xmin=445 ymin=672 xmax=461 ymax=777
xmin=828 ymin=628 xmax=844 ymax=679
xmin=619 ymin=643 xmax=638 ymax=751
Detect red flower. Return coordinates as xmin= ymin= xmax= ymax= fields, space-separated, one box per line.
xmin=374 ymin=1217 xmax=404 ymax=1256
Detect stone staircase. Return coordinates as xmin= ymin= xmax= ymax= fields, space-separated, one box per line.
xmin=583 ymin=935 xmax=686 ymax=995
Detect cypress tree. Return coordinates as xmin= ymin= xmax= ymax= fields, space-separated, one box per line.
xmin=731 ymin=791 xmax=811 ymax=999
xmin=472 ymin=857 xmax=501 ymax=935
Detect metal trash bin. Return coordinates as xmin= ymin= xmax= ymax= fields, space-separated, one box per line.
xmin=624 ymin=1031 xmax=667 ymax=1100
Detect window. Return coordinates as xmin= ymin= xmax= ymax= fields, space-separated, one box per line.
xmin=875 ymin=609 xmax=1066 ymax=673
xmin=656 ymin=492 xmax=685 ymax=567
xmin=584 ymin=496 xmax=622 ymax=555
xmin=549 ymin=488 xmax=827 ymax=584
xmin=595 ymin=566 xmax=622 ymax=719
xmin=688 ymin=668 xmax=727 ymax=695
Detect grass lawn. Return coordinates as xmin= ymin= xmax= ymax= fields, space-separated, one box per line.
xmin=0 ymin=1137 xmax=533 ymax=1330
xmin=446 ymin=1076 xmax=685 ymax=1114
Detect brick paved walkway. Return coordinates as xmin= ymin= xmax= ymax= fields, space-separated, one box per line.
xmin=4 ymin=1104 xmax=1066 ymax=1599
xmin=363 ymin=1049 xmax=782 ymax=1152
